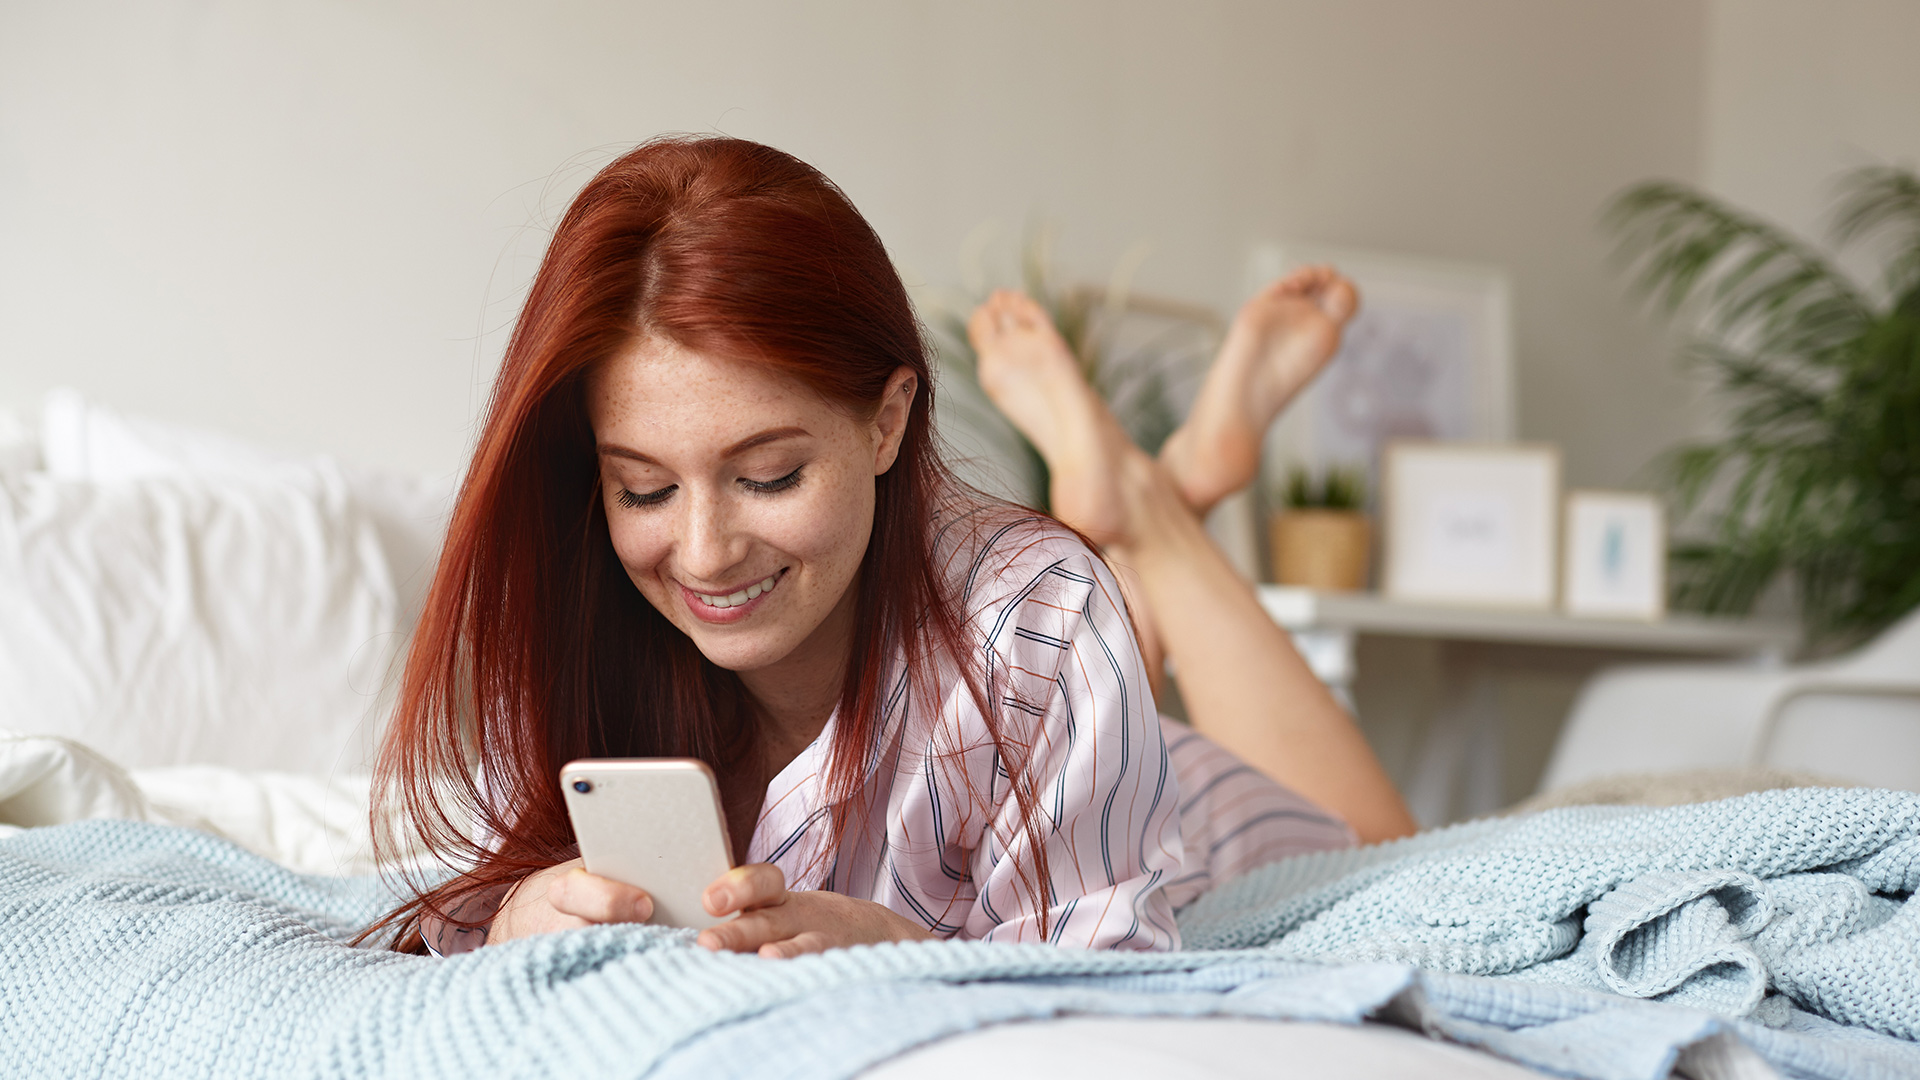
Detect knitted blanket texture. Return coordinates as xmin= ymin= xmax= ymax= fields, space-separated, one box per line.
xmin=3 ymin=788 xmax=1918 ymax=1080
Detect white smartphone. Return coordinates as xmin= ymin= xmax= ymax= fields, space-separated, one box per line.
xmin=558 ymin=758 xmax=735 ymax=930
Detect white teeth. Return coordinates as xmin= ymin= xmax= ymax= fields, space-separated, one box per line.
xmin=694 ymin=572 xmax=780 ymax=609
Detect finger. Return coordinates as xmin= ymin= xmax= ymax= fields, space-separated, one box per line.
xmin=696 ymin=907 xmax=798 ymax=954
xmin=491 ymin=860 xmax=595 ymax=937
xmin=759 ymin=931 xmax=835 ymax=960
xmin=704 ymin=863 xmax=787 ymax=917
xmin=546 ymin=868 xmax=655 ymax=924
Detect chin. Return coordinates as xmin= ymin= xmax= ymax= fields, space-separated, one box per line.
xmin=679 ymin=624 xmax=797 ymax=673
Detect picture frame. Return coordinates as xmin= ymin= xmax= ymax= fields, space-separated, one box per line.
xmin=1382 ymin=441 xmax=1560 ymax=610
xmin=1561 ymin=490 xmax=1667 ymax=620
xmin=1247 ymin=243 xmax=1515 ymax=500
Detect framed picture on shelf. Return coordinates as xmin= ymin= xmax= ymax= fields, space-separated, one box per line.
xmin=1382 ymin=441 xmax=1560 ymax=610
xmin=1247 ymin=243 xmax=1514 ymax=502
xmin=1562 ymin=490 xmax=1666 ymax=620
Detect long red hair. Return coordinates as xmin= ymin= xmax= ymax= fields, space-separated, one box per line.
xmin=368 ymin=136 xmax=1054 ymax=949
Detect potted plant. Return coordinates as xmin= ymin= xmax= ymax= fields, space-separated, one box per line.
xmin=1268 ymin=464 xmax=1370 ymax=591
xmin=1607 ymin=166 xmax=1920 ymax=649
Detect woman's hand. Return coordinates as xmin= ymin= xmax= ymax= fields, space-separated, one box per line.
xmin=696 ymin=863 xmax=933 ymax=959
xmin=487 ymin=857 xmax=656 ymax=946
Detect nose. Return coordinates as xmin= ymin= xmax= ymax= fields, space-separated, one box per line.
xmin=677 ymin=485 xmax=749 ymax=584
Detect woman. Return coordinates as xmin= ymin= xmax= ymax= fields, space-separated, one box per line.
xmin=373 ymin=134 xmax=1409 ymax=959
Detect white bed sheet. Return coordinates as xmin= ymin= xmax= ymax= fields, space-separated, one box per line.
xmin=860 ymin=1017 xmax=1551 ymax=1080
xmin=0 ymin=729 xmax=417 ymax=875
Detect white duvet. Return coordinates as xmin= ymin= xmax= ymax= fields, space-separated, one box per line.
xmin=0 ymin=728 xmax=413 ymax=875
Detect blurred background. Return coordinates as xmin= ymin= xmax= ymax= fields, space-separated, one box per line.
xmin=17 ymin=0 xmax=1915 ymax=483
xmin=4 ymin=0 xmax=1917 ymax=817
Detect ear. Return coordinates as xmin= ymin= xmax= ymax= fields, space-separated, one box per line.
xmin=869 ymin=367 xmax=918 ymax=476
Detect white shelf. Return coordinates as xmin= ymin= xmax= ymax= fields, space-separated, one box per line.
xmin=1257 ymin=586 xmax=1799 ymax=658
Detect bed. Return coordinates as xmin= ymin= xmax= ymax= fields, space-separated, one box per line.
xmin=3 ymin=392 xmax=1917 ymax=1080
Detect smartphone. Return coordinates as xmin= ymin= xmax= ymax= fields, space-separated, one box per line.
xmin=558 ymin=758 xmax=735 ymax=930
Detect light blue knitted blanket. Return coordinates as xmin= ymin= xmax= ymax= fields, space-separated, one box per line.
xmin=3 ymin=788 xmax=1919 ymax=1080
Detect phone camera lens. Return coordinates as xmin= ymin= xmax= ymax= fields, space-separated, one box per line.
xmin=572 ymin=780 xmax=592 ymax=794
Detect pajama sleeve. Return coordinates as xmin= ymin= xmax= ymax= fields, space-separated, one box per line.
xmin=955 ymin=547 xmax=1185 ymax=951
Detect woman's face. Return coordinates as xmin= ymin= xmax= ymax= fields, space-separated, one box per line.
xmin=588 ymin=336 xmax=914 ymax=676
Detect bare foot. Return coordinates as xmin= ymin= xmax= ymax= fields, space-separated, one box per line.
xmin=1158 ymin=265 xmax=1359 ymax=514
xmin=968 ymin=289 xmax=1133 ymax=546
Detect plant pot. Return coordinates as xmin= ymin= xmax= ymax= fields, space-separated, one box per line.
xmin=1269 ymin=510 xmax=1372 ymax=591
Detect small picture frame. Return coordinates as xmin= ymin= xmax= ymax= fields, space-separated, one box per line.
xmin=1383 ymin=441 xmax=1560 ymax=610
xmin=1562 ymin=490 xmax=1666 ymax=620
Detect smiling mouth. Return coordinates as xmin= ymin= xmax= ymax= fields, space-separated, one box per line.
xmin=688 ymin=568 xmax=787 ymax=610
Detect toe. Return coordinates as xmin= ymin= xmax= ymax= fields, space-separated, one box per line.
xmin=966 ymin=309 xmax=991 ymax=350
xmin=968 ymin=297 xmax=1006 ymax=350
xmin=1000 ymin=290 xmax=1043 ymax=329
xmin=1319 ymin=274 xmax=1359 ymax=323
xmin=1273 ymin=265 xmax=1323 ymax=297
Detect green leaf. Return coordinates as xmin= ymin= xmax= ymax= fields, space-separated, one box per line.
xmin=1607 ymin=167 xmax=1920 ymax=649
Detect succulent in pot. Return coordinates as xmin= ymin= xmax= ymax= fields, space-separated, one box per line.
xmin=1269 ymin=464 xmax=1371 ymax=591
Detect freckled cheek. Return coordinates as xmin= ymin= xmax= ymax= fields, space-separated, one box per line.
xmin=756 ymin=485 xmax=872 ymax=578
xmin=605 ymin=514 xmax=675 ymax=590
xmin=805 ymin=476 xmax=877 ymax=576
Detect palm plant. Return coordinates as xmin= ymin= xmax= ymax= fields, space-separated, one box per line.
xmin=1606 ymin=166 xmax=1920 ymax=648
xmin=924 ymin=229 xmax=1221 ymax=512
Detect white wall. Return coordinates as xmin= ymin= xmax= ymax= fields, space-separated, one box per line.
xmin=1704 ymin=0 xmax=1920 ymax=283
xmin=1 ymin=0 xmax=1708 ymax=487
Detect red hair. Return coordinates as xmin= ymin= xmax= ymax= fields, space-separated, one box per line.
xmin=368 ymin=136 xmax=1054 ymax=949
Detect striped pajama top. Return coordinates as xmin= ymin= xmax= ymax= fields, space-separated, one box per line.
xmin=424 ymin=504 xmax=1353 ymax=956
xmin=734 ymin=507 xmax=1356 ymax=952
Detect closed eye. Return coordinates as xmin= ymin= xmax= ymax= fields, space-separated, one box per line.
xmin=616 ymin=485 xmax=675 ymax=509
xmin=740 ymin=466 xmax=804 ymax=494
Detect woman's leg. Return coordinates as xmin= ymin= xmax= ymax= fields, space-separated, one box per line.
xmin=968 ymin=288 xmax=1415 ymax=843
xmin=1104 ymin=445 xmax=1415 ymax=843
xmin=1157 ymin=265 xmax=1358 ymax=516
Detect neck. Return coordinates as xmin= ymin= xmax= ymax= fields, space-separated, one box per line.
xmin=736 ymin=576 xmax=859 ymax=769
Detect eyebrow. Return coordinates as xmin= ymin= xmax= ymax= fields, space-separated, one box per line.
xmin=597 ymin=426 xmax=811 ymax=465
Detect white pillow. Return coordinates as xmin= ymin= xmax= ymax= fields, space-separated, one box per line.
xmin=0 ymin=465 xmax=401 ymax=774
xmin=42 ymin=386 xmax=323 ymax=479
xmin=39 ymin=388 xmax=454 ymax=626
xmin=0 ymin=409 xmax=38 ymax=475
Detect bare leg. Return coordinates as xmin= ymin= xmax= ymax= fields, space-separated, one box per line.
xmin=970 ymin=290 xmax=1414 ymax=843
xmin=970 ymin=290 xmax=1168 ymax=694
xmin=969 ymin=290 xmax=1127 ymax=546
xmin=1157 ymin=265 xmax=1358 ymax=516
xmin=1106 ymin=454 xmax=1415 ymax=843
